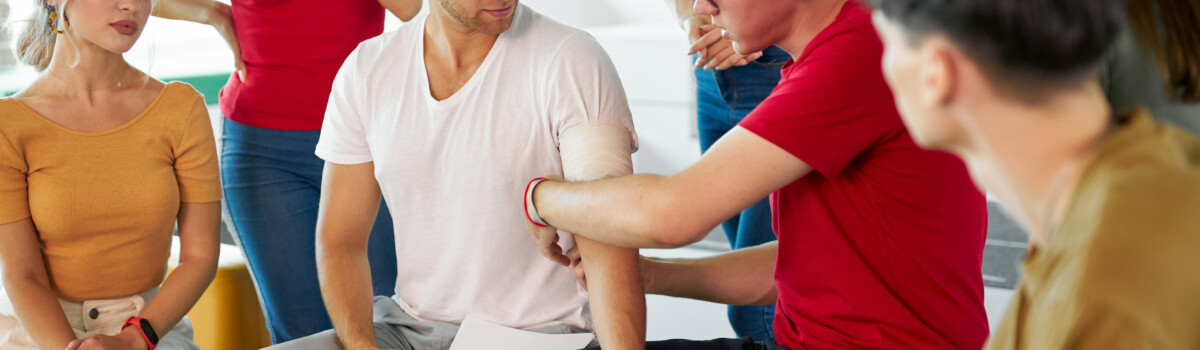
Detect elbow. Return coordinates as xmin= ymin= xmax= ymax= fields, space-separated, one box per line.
xmin=315 ymin=227 xmax=368 ymax=262
xmin=630 ymin=178 xmax=712 ymax=249
xmin=1 ymin=272 xmax=47 ymax=293
xmin=751 ymin=286 xmax=779 ymax=306
xmin=315 ymin=229 xmax=339 ymax=260
xmin=637 ymin=199 xmax=710 ymax=249
xmin=178 ymin=249 xmax=220 ymax=283
xmin=197 ymin=261 xmax=219 ymax=286
xmin=649 ymin=226 xmax=707 ymax=249
xmin=199 ymin=1 xmax=231 ymax=26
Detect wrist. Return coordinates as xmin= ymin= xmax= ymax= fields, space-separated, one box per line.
xmin=119 ymin=327 xmax=150 ymax=350
xmin=525 ymin=178 xmax=553 ymax=227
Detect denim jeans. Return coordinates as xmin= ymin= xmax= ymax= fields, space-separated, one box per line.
xmin=694 ymin=45 xmax=789 ymax=342
xmin=220 ymin=118 xmax=398 ymax=343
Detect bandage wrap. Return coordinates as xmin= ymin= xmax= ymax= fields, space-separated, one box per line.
xmin=523 ymin=121 xmax=635 ymax=248
xmin=558 ymin=122 xmax=636 ymax=182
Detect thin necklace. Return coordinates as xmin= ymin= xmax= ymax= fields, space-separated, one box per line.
xmin=46 ymin=65 xmax=131 ymax=91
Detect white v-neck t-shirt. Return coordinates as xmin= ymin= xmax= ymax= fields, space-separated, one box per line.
xmin=314 ymin=5 xmax=638 ymax=331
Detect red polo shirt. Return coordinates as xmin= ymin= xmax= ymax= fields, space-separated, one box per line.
xmin=738 ymin=2 xmax=989 ymax=348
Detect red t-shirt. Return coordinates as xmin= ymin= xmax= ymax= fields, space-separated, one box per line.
xmin=738 ymin=3 xmax=989 ymax=349
xmin=219 ymin=0 xmax=385 ymax=130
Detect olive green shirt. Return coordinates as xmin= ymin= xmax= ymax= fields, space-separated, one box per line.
xmin=986 ymin=110 xmax=1200 ymax=349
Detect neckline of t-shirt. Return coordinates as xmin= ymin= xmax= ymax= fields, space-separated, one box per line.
xmin=790 ymin=1 xmax=868 ymax=68
xmin=416 ymin=7 xmax=519 ymax=107
xmin=8 ymin=82 xmax=175 ymax=137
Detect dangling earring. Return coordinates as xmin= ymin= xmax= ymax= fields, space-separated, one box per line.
xmin=45 ymin=4 xmax=69 ymax=34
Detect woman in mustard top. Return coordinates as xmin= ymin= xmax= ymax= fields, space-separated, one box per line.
xmin=0 ymin=0 xmax=221 ymax=349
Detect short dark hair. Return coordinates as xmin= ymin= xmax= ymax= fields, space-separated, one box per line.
xmin=872 ymin=0 xmax=1125 ymax=99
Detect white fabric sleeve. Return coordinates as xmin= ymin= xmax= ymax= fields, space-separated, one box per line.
xmin=314 ymin=48 xmax=374 ymax=165
xmin=544 ymin=32 xmax=640 ymax=152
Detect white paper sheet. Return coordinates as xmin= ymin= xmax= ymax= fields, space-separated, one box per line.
xmin=448 ymin=316 xmax=595 ymax=350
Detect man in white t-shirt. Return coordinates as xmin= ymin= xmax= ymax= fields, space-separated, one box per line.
xmin=266 ymin=1 xmax=646 ymax=349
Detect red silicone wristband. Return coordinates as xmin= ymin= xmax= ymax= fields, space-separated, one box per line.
xmin=122 ymin=317 xmax=156 ymax=350
xmin=524 ymin=177 xmax=550 ymax=227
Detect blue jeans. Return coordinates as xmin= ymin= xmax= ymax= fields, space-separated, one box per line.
xmin=694 ymin=45 xmax=789 ymax=342
xmin=220 ymin=118 xmax=398 ymax=343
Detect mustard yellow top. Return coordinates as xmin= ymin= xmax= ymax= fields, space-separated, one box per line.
xmin=987 ymin=110 xmax=1200 ymax=349
xmin=0 ymin=82 xmax=222 ymax=300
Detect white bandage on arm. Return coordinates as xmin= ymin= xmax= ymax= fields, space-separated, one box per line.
xmin=523 ymin=121 xmax=638 ymax=251
xmin=558 ymin=121 xmax=636 ymax=182
xmin=522 ymin=122 xmax=634 ymax=228
xmin=547 ymin=121 xmax=636 ymax=251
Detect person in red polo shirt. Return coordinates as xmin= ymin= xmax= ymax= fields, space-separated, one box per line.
xmin=152 ymin=0 xmax=421 ymax=343
xmin=523 ymin=0 xmax=989 ymax=348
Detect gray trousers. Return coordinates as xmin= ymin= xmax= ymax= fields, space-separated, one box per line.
xmin=267 ymin=296 xmax=594 ymax=350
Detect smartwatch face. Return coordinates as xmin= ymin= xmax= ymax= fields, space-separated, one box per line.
xmin=139 ymin=318 xmax=160 ymax=345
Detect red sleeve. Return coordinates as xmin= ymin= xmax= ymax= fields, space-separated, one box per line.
xmin=739 ymin=28 xmax=903 ymax=177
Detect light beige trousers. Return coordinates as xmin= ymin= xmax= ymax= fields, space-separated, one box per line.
xmin=0 ymin=289 xmax=199 ymax=349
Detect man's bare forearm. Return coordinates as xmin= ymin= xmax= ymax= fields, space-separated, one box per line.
xmin=537 ymin=127 xmax=813 ymax=251
xmin=556 ymin=123 xmax=646 ymax=349
xmin=575 ymin=236 xmax=645 ymax=350
xmin=646 ymin=242 xmax=778 ymax=306
xmin=318 ymin=240 xmax=379 ymax=349
xmin=316 ymin=163 xmax=388 ymax=350
xmin=534 ymin=174 xmax=724 ymax=248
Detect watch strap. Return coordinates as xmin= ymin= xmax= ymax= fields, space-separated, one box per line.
xmin=122 ymin=316 xmax=158 ymax=350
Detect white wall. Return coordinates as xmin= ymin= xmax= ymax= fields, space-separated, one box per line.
xmin=522 ymin=0 xmax=674 ymax=28
xmin=379 ymin=0 xmax=675 ymax=31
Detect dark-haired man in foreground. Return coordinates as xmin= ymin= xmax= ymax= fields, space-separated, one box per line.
xmin=872 ymin=0 xmax=1200 ymax=348
xmin=523 ymin=0 xmax=990 ymax=348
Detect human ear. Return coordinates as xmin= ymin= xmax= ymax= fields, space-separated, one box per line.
xmin=920 ymin=45 xmax=957 ymax=108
